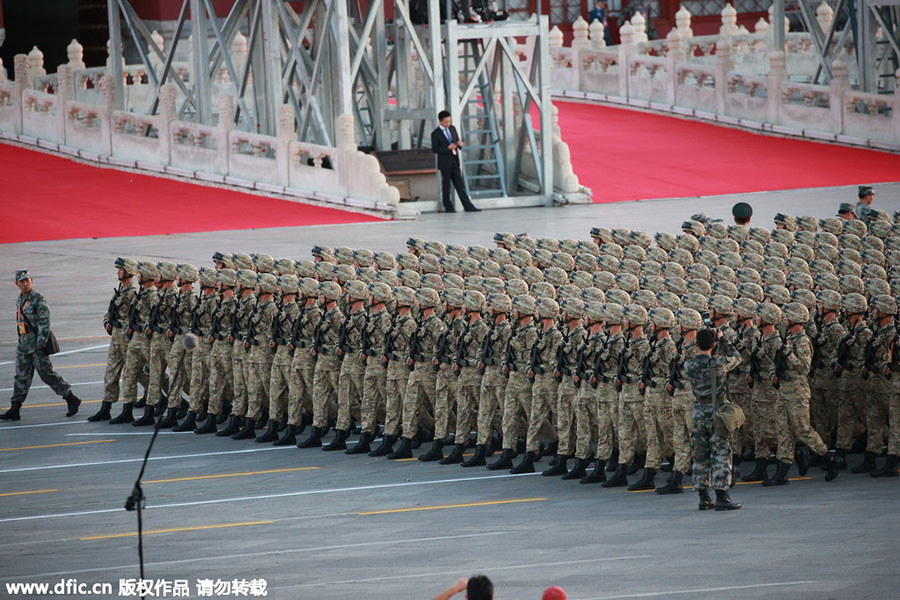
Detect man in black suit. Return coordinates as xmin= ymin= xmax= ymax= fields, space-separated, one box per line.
xmin=431 ymin=110 xmax=480 ymax=213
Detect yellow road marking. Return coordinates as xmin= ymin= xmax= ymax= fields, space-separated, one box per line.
xmin=2 ymin=399 xmax=102 ymax=410
xmin=144 ymin=467 xmax=320 ymax=484
xmin=627 ymin=476 xmax=814 ymax=493
xmin=0 ymin=439 xmax=114 ymax=452
xmin=80 ymin=521 xmax=273 ymax=541
xmin=395 ymin=453 xmax=474 ymax=462
xmin=0 ymin=489 xmax=58 ymax=497
xmin=56 ymin=363 xmax=106 ymax=370
xmin=358 ymin=498 xmax=545 ymax=515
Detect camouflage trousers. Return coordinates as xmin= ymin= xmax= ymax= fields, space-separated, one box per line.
xmin=147 ymin=332 xmax=172 ymax=407
xmin=728 ymin=380 xmax=754 ymax=454
xmin=775 ymin=378 xmax=829 ymax=463
xmin=454 ymin=367 xmax=484 ymax=444
xmin=336 ymin=356 xmax=365 ymax=431
xmin=810 ymin=377 xmax=838 ymax=448
xmin=477 ymin=368 xmax=506 ymax=445
xmin=187 ymin=338 xmax=212 ymax=413
xmin=231 ymin=342 xmax=250 ymax=417
xmin=433 ymin=363 xmax=458 ymax=441
xmin=402 ymin=365 xmax=437 ymax=440
xmin=103 ymin=327 xmax=138 ymax=404
xmin=11 ymin=349 xmax=71 ymax=404
xmin=312 ymin=356 xmax=341 ymax=429
xmin=267 ymin=347 xmax=293 ymax=423
xmin=207 ymin=339 xmax=233 ymax=416
xmin=287 ymin=350 xmax=316 ymax=426
xmin=246 ymin=348 xmax=273 ymax=422
xmin=890 ymin=380 xmax=900 ymax=455
xmin=384 ymin=363 xmax=410 ymax=437
xmin=692 ymin=401 xmax=732 ymax=491
xmin=501 ymin=371 xmax=532 ymax=450
xmin=751 ymin=383 xmax=778 ymax=458
xmin=865 ymin=383 xmax=891 ymax=454
xmin=360 ymin=362 xmax=387 ymax=434
xmin=165 ymin=333 xmax=191 ymax=409
xmin=836 ymin=372 xmax=868 ymax=451
xmin=671 ymin=390 xmax=694 ymax=474
xmin=574 ymin=382 xmax=617 ymax=461
xmin=122 ymin=334 xmax=151 ymax=404
xmin=643 ymin=393 xmax=673 ymax=470
xmin=555 ymin=379 xmax=579 ymax=456
xmin=617 ymin=385 xmax=646 ymax=466
xmin=526 ymin=373 xmax=558 ymax=453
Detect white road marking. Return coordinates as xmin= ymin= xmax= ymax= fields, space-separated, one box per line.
xmin=578 ymin=581 xmax=818 ymax=599
xmin=0 ymin=532 xmax=507 ymax=581
xmin=65 ymin=432 xmax=193 ymax=436
xmin=0 ymin=472 xmax=540 ymax=523
xmin=0 ymin=380 xmax=103 ymax=392
xmin=0 ymin=421 xmax=86 ymax=430
xmin=0 ymin=344 xmax=109 ymax=366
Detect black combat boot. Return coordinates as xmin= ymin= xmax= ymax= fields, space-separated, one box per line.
xmin=346 ymin=432 xmax=373 ymax=454
xmin=387 ymin=437 xmax=413 ymax=459
xmin=627 ymin=467 xmax=657 ymax=491
xmin=255 ymin=412 xmax=268 ymax=429
xmin=823 ymin=453 xmax=840 ymax=481
xmin=63 ymin=390 xmax=82 ymax=417
xmin=255 ymin=420 xmax=280 ymax=443
xmin=0 ymin=401 xmax=22 ymax=421
xmin=487 ymin=449 xmax=515 ymax=471
xmin=134 ymin=390 xmax=147 ymax=408
xmin=231 ymin=418 xmax=256 ymax=440
xmin=194 ymin=414 xmax=218 ymax=434
xmin=660 ymin=454 xmax=675 ymax=473
xmin=851 ymin=451 xmax=878 ymax=474
xmin=871 ymin=454 xmax=899 ymax=478
xmin=542 ymin=454 xmax=569 ymax=476
xmin=156 ymin=408 xmax=179 ymax=429
xmin=369 ymin=434 xmax=396 ymax=456
xmin=834 ymin=448 xmax=848 ymax=470
xmin=439 ymin=443 xmax=466 ymax=465
xmin=196 ymin=411 xmax=208 ymax=423
xmin=461 ymin=444 xmax=488 ymax=467
xmin=697 ymin=488 xmax=714 ymax=510
xmin=715 ymin=489 xmax=741 ymax=510
xmin=216 ymin=415 xmax=241 ymax=437
xmin=297 ymin=426 xmax=324 ymax=448
xmin=87 ymin=401 xmax=112 ymax=422
xmin=580 ymin=459 xmax=607 ymax=484
xmin=154 ymin=403 xmax=166 ymax=417
xmin=655 ymin=470 xmax=684 ymax=494
xmin=297 ymin=412 xmax=313 ymax=435
xmin=795 ymin=444 xmax=810 ymax=476
xmin=132 ymin=406 xmax=157 ymax=427
xmin=762 ymin=461 xmax=790 ymax=486
xmin=109 ymin=403 xmax=133 ymax=425
xmin=742 ymin=458 xmax=769 ymax=482
xmin=537 ymin=441 xmax=558 ymax=462
xmin=601 ymin=463 xmax=629 ymax=488
xmin=627 ymin=454 xmax=645 ymax=475
xmin=323 ymin=428 xmax=349 ymax=451
xmin=272 ymin=424 xmax=298 ymax=445
xmin=510 ymin=451 xmax=536 ymax=474
xmin=562 ymin=457 xmax=588 ymax=480
xmin=216 ymin=412 xmax=229 ymax=425
xmin=418 ymin=439 xmax=445 ymax=462
xmin=172 ymin=410 xmax=197 ymax=432
xmin=176 ymin=400 xmax=188 ymax=420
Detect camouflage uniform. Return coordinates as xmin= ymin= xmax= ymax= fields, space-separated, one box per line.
xmin=11 ymin=290 xmax=72 ymax=404
xmin=833 ymin=320 xmax=871 ymax=452
xmin=454 ymin=317 xmax=492 ymax=444
xmin=501 ymin=322 xmax=537 ymax=450
xmin=526 ymin=326 xmax=563 ymax=452
xmin=230 ymin=293 xmax=258 ymax=418
xmin=288 ymin=302 xmax=321 ymax=426
xmin=165 ymin=286 xmax=198 ymax=409
xmin=360 ymin=308 xmax=392 ymax=434
xmin=268 ymin=299 xmax=300 ymax=424
xmin=208 ymin=295 xmax=235 ymax=416
xmin=573 ymin=330 xmax=607 ymax=461
xmin=122 ymin=285 xmax=158 ymax=404
xmin=384 ymin=313 xmax=416 ymax=437
xmin=685 ymin=346 xmax=741 ymax=491
xmin=401 ymin=313 xmax=444 ymax=439
xmin=188 ymin=290 xmax=218 ymax=414
xmin=477 ymin=319 xmax=512 ymax=445
xmin=668 ymin=336 xmax=697 ymax=474
xmin=312 ymin=305 xmax=345 ymax=429
xmin=433 ymin=315 xmax=464 ymax=441
xmin=642 ymin=335 xmax=677 ymax=470
xmin=103 ymin=281 xmax=139 ymax=404
xmin=865 ymin=321 xmax=895 ymax=454
xmin=246 ymin=296 xmax=278 ymax=422
xmin=598 ymin=332 xmax=626 ymax=462
xmin=810 ymin=318 xmax=844 ymax=445
xmin=336 ymin=308 xmax=368 ymax=431
xmin=555 ymin=324 xmax=587 ymax=456
xmin=617 ymin=333 xmax=650 ymax=466
xmin=728 ymin=323 xmax=758 ymax=452
xmin=147 ymin=286 xmax=178 ymax=407
xmin=750 ymin=330 xmax=781 ymax=458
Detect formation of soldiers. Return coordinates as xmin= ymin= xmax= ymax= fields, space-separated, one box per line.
xmin=87 ymin=207 xmax=900 ymax=492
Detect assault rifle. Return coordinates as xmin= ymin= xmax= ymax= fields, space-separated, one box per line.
xmin=477 ymin=322 xmax=495 ymax=375
xmin=168 ymin=291 xmax=184 ymax=336
xmin=453 ymin=316 xmax=471 ymax=376
xmin=244 ymin=311 xmax=258 ymax=352
xmin=146 ymin=299 xmax=162 ymax=339
xmin=666 ymin=338 xmax=684 ymax=396
xmin=573 ymin=342 xmax=589 ymax=389
xmin=125 ymin=297 xmax=139 ymax=340
xmin=615 ymin=342 xmax=628 ymax=392
xmin=527 ymin=327 xmax=544 ymax=383
xmin=359 ymin=315 xmax=371 ymax=365
xmin=433 ymin=328 xmax=450 ymax=372
xmin=862 ymin=336 xmax=877 ymax=380
xmin=209 ymin=298 xmax=223 ymax=343
xmin=809 ymin=327 xmax=825 ymax=377
xmin=832 ymin=331 xmax=853 ymax=377
xmin=382 ymin=313 xmax=399 ymax=364
xmin=312 ymin=318 xmax=326 ymax=359
xmin=287 ymin=308 xmax=305 ymax=357
xmin=503 ymin=321 xmax=518 ymax=377
xmin=554 ymin=329 xmax=569 ymax=383
xmin=408 ymin=319 xmax=423 ymax=371
xmin=639 ymin=338 xmax=656 ymax=395
xmin=106 ymin=287 xmax=121 ymax=331
xmin=336 ymin=318 xmax=350 ymax=361
xmin=590 ymin=334 xmax=610 ymax=390
xmin=772 ymin=334 xmax=787 ymax=389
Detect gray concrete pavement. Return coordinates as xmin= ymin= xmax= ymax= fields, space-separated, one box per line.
xmin=1 ymin=183 xmax=899 ymax=600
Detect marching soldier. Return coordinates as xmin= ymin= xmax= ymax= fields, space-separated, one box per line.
xmin=88 ymin=257 xmax=140 ymax=422
xmin=174 ymin=266 xmax=219 ymax=431
xmin=257 ymin=275 xmax=300 ymax=443
xmin=205 ymin=269 xmax=237 ymax=435
xmin=113 ymin=261 xmax=158 ymax=425
xmin=809 ymin=290 xmax=844 ymax=456
xmin=862 ymin=295 xmax=896 ymax=475
xmin=134 ymin=262 xmax=178 ymax=426
xmin=218 ymin=269 xmax=258 ymax=437
xmin=729 ymin=298 xmax=760 ymax=474
xmin=742 ymin=303 xmax=782 ymax=482
xmin=277 ymin=277 xmax=321 ymax=445
xmin=572 ymin=301 xmax=610 ymax=483
xmin=832 ymin=293 xmax=871 ymax=472
xmin=158 ymin=264 xmax=199 ymax=428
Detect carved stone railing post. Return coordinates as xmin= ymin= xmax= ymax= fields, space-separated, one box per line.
xmin=829 ymin=59 xmax=848 ymax=134
xmin=719 ymin=4 xmax=740 ymax=38
xmin=0 ymin=58 xmax=6 ymax=83
xmin=157 ymin=82 xmax=175 ymax=164
xmin=892 ymin=69 xmax=900 ymax=144
xmin=12 ymin=54 xmax=28 ymax=133
xmin=571 ymin=17 xmax=589 ymax=91
xmin=766 ymin=51 xmax=787 ymax=124
xmin=27 ymin=46 xmax=46 ymax=88
xmin=589 ymin=20 xmax=606 ymax=49
xmin=631 ymin=13 xmax=648 ymax=43
xmin=715 ymin=38 xmax=734 ymax=113
xmin=98 ymin=75 xmax=115 ymax=154
xmin=816 ymin=2 xmax=834 ymax=37
xmin=217 ymin=94 xmax=235 ymax=174
xmin=56 ymin=65 xmax=74 ymax=142
xmin=150 ymin=31 xmax=165 ymax=78
xmin=548 ymin=26 xmax=563 ymax=48
xmin=675 ymin=6 xmax=693 ymax=41
xmin=666 ymin=30 xmax=685 ymax=105
xmin=618 ymin=22 xmax=636 ymax=97
xmin=276 ymin=103 xmax=294 ymax=185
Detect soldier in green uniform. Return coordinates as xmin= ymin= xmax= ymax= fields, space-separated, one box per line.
xmin=206 ymin=269 xmax=237 ymax=435
xmin=728 ymin=298 xmax=759 ymax=470
xmin=158 ymin=263 xmax=199 ymax=428
xmin=217 ymin=269 xmax=258 ymax=436
xmin=257 ymin=275 xmax=300 ymax=443
xmin=2 ymin=270 xmax=81 ymax=422
xmin=134 ymin=262 xmax=178 ymax=426
xmin=174 ymin=266 xmax=219 ymax=431
xmin=572 ymin=301 xmax=609 ymax=483
xmin=88 ymin=257 xmax=139 ymax=422
xmin=832 ymin=293 xmax=872 ymax=471
xmin=874 ymin=298 xmax=900 ymax=477
xmin=810 ymin=290 xmax=844 ymax=456
xmin=487 ymin=294 xmax=537 ymax=471
xmin=324 ymin=280 xmax=370 ymax=451
xmin=113 ymin=261 xmax=159 ymax=425
xmin=859 ymin=295 xmax=896 ymax=474
xmin=277 ymin=277 xmax=321 ymax=444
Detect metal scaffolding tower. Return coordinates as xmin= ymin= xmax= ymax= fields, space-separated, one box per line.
xmin=106 ymin=0 xmax=556 ymax=204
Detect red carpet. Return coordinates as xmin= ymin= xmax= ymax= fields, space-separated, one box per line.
xmin=0 ymin=143 xmax=384 ymax=244
xmin=554 ymin=101 xmax=900 ymax=203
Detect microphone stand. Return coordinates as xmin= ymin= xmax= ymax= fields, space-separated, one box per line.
xmin=125 ymin=333 xmax=196 ymax=599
